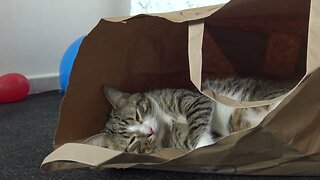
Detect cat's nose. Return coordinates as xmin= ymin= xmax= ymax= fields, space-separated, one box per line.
xmin=146 ymin=127 xmax=154 ymax=136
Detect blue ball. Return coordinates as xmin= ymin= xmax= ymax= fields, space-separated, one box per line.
xmin=59 ymin=36 xmax=85 ymax=92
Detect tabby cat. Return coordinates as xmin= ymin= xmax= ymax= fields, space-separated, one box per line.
xmin=84 ymin=78 xmax=289 ymax=154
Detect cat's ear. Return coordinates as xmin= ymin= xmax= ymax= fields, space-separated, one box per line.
xmin=103 ymin=85 xmax=130 ymax=109
xmin=83 ymin=133 xmax=110 ymax=147
xmin=83 ymin=133 xmax=124 ymax=151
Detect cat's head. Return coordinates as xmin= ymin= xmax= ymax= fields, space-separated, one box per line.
xmin=86 ymin=85 xmax=165 ymax=154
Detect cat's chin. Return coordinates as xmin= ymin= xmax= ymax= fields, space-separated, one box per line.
xmin=149 ymin=134 xmax=157 ymax=143
xmin=150 ymin=131 xmax=163 ymax=144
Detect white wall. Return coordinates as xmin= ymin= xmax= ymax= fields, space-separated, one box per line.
xmin=0 ymin=0 xmax=130 ymax=93
xmin=131 ymin=0 xmax=229 ymax=15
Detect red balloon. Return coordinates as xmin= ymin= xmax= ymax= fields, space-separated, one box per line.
xmin=0 ymin=73 xmax=30 ymax=103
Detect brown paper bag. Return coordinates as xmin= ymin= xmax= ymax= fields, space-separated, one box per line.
xmin=41 ymin=0 xmax=320 ymax=175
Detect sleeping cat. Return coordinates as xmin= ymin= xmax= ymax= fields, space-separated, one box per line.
xmin=84 ymin=78 xmax=289 ymax=154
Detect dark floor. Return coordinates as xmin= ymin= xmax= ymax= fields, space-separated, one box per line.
xmin=0 ymin=91 xmax=317 ymax=179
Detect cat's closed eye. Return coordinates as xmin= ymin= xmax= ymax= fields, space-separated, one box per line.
xmin=125 ymin=136 xmax=137 ymax=152
xmin=127 ymin=137 xmax=142 ymax=153
xmin=129 ymin=136 xmax=136 ymax=145
xmin=136 ymin=111 xmax=143 ymax=123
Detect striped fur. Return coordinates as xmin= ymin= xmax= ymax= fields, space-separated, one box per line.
xmin=203 ymin=77 xmax=289 ymax=134
xmin=85 ymin=78 xmax=289 ymax=154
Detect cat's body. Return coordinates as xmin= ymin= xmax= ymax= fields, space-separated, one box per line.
xmin=84 ymin=78 xmax=289 ymax=154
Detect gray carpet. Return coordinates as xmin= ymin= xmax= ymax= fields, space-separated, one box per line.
xmin=0 ymin=91 xmax=316 ymax=179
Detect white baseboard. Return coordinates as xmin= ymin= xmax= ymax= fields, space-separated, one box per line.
xmin=26 ymin=73 xmax=60 ymax=94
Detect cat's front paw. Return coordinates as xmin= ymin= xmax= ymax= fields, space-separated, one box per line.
xmin=195 ymin=131 xmax=215 ymax=149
